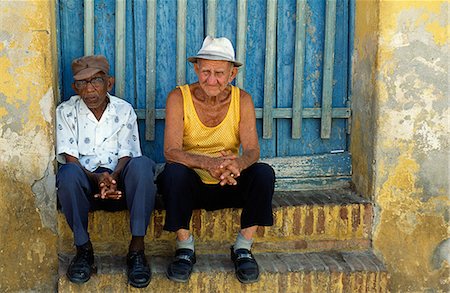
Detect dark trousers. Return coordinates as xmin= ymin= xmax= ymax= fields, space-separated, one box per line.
xmin=157 ymin=162 xmax=275 ymax=232
xmin=57 ymin=156 xmax=157 ymax=246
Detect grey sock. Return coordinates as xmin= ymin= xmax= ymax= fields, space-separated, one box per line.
xmin=233 ymin=232 xmax=253 ymax=252
xmin=176 ymin=234 xmax=195 ymax=252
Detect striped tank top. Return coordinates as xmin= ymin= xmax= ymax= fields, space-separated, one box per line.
xmin=180 ymin=84 xmax=240 ymax=184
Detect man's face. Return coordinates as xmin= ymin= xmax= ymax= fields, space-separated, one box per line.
xmin=72 ymin=72 xmax=114 ymax=110
xmin=194 ymin=59 xmax=237 ymax=97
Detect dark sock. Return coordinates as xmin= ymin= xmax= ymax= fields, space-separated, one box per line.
xmin=129 ymin=236 xmax=145 ymax=252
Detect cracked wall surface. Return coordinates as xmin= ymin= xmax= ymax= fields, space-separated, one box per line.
xmin=0 ymin=1 xmax=58 ymax=291
xmin=353 ymin=1 xmax=449 ymax=291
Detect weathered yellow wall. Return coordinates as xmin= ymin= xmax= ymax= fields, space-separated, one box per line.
xmin=351 ymin=0 xmax=379 ymax=198
xmin=0 ymin=1 xmax=58 ymax=291
xmin=353 ymin=1 xmax=449 ymax=292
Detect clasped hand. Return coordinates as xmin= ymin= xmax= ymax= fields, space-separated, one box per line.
xmin=93 ymin=172 xmax=123 ymax=200
xmin=208 ymin=150 xmax=241 ymax=186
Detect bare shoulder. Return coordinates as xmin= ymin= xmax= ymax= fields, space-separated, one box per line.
xmin=167 ymin=87 xmax=182 ymax=101
xmin=238 ymin=88 xmax=251 ymax=99
xmin=238 ymin=88 xmax=255 ymax=109
xmin=166 ymin=87 xmax=184 ymax=108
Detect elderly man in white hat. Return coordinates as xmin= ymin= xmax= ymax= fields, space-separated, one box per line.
xmin=157 ymin=36 xmax=275 ymax=284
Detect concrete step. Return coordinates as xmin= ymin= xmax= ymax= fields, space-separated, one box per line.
xmin=58 ymin=189 xmax=373 ymax=255
xmin=58 ymin=250 xmax=388 ymax=293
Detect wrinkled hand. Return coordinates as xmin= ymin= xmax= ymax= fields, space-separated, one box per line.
xmin=206 ymin=157 xmax=229 ymax=182
xmin=94 ymin=172 xmax=123 ymax=200
xmin=216 ymin=150 xmax=241 ymax=186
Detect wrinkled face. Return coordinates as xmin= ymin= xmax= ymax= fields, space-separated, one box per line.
xmin=194 ymin=59 xmax=237 ymax=97
xmin=72 ymin=72 xmax=114 ymax=110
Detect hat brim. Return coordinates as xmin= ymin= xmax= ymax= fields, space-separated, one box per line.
xmin=73 ymin=68 xmax=106 ymax=81
xmin=187 ymin=55 xmax=242 ymax=67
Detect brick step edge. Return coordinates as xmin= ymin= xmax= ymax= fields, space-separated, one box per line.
xmin=71 ymin=239 xmax=372 ymax=257
xmin=59 ymin=189 xmax=373 ymax=255
xmin=58 ymin=251 xmax=389 ymax=293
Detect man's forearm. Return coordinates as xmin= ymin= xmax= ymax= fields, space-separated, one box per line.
xmin=165 ymin=149 xmax=216 ymax=171
xmin=236 ymin=149 xmax=259 ymax=172
xmin=111 ymin=156 xmax=131 ymax=179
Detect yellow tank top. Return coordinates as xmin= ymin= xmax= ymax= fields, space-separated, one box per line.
xmin=180 ymin=84 xmax=240 ymax=184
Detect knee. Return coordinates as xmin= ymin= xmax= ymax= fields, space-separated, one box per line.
xmin=129 ymin=156 xmax=155 ymax=171
xmin=250 ymin=163 xmax=275 ymax=203
xmin=126 ymin=156 xmax=156 ymax=178
xmin=157 ymin=163 xmax=194 ymax=191
xmin=161 ymin=163 xmax=192 ymax=180
xmin=253 ymin=163 xmax=275 ymax=184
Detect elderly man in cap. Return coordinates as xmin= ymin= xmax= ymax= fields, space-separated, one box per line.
xmin=56 ymin=55 xmax=156 ymax=288
xmin=157 ymin=36 xmax=275 ymax=284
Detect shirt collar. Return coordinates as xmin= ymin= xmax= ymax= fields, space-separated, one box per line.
xmin=78 ymin=93 xmax=116 ymax=121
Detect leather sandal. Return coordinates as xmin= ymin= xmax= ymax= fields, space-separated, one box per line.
xmin=230 ymin=246 xmax=260 ymax=283
xmin=66 ymin=245 xmax=96 ymax=283
xmin=127 ymin=250 xmax=151 ymax=288
xmin=166 ymin=248 xmax=196 ymax=282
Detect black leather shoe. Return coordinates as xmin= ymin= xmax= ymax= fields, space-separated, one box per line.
xmin=127 ymin=250 xmax=151 ymax=288
xmin=66 ymin=244 xmax=96 ymax=283
xmin=166 ymin=248 xmax=196 ymax=282
xmin=230 ymin=246 xmax=260 ymax=284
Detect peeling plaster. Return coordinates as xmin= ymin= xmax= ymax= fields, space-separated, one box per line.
xmin=379 ymin=1 xmax=448 ymax=49
xmin=432 ymin=239 xmax=450 ymax=270
xmin=413 ymin=56 xmax=446 ymax=74
xmin=371 ymin=1 xmax=450 ymax=291
xmin=39 ymin=87 xmax=53 ymax=123
xmin=0 ymin=1 xmax=58 ymax=291
xmin=31 ymin=160 xmax=56 ymax=232
xmin=354 ymin=1 xmax=449 ymax=291
xmin=374 ymin=149 xmax=448 ymax=290
xmin=416 ymin=121 xmax=442 ymax=152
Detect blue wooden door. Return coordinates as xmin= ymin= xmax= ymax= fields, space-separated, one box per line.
xmin=58 ymin=0 xmax=352 ymax=189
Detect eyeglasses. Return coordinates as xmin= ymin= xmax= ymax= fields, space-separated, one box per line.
xmin=74 ymin=76 xmax=106 ymax=90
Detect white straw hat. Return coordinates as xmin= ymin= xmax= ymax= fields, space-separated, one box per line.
xmin=188 ymin=36 xmax=242 ymax=67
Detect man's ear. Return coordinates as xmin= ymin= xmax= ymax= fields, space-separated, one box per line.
xmin=106 ymin=76 xmax=115 ymax=91
xmin=193 ymin=63 xmax=199 ymax=75
xmin=228 ymin=66 xmax=238 ymax=82
xmin=71 ymin=83 xmax=80 ymax=94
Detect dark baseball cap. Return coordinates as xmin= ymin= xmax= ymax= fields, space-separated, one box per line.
xmin=71 ymin=55 xmax=110 ymax=80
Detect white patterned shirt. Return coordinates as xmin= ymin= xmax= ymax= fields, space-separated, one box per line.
xmin=56 ymin=93 xmax=142 ymax=171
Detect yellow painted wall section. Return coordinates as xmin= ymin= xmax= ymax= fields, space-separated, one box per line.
xmin=371 ymin=1 xmax=449 ymax=292
xmin=351 ymin=0 xmax=379 ymax=198
xmin=0 ymin=1 xmax=58 ymax=291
